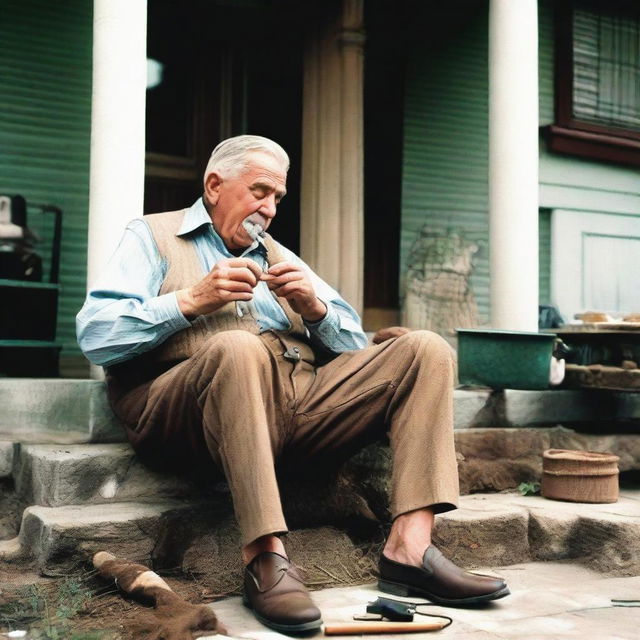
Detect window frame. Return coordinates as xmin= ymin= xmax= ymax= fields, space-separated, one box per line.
xmin=543 ymin=0 xmax=640 ymax=167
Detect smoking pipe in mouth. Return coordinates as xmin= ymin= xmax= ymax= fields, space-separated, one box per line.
xmin=242 ymin=218 xmax=266 ymax=242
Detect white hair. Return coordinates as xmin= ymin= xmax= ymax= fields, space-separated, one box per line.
xmin=204 ymin=135 xmax=290 ymax=181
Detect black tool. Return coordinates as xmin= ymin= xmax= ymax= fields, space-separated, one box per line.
xmin=366 ymin=597 xmax=416 ymax=622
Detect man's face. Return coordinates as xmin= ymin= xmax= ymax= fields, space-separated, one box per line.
xmin=206 ymin=152 xmax=287 ymax=252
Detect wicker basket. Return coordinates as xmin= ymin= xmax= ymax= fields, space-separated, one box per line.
xmin=542 ymin=449 xmax=620 ymax=503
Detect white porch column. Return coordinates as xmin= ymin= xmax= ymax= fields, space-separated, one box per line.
xmin=300 ymin=0 xmax=365 ymax=314
xmin=488 ymin=0 xmax=539 ymax=330
xmin=87 ymin=0 xmax=147 ymax=378
xmin=87 ymin=0 xmax=147 ymax=289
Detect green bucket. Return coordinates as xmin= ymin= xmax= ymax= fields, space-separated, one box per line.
xmin=457 ymin=329 xmax=557 ymax=390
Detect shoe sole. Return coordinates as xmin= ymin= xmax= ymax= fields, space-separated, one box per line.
xmin=378 ymin=579 xmax=511 ymax=606
xmin=242 ymin=595 xmax=323 ymax=634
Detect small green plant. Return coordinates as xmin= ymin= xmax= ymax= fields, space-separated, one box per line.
xmin=0 ymin=577 xmax=95 ymax=639
xmin=518 ymin=481 xmax=541 ymax=496
xmin=55 ymin=578 xmax=92 ymax=620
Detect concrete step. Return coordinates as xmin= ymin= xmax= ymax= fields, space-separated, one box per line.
xmin=2 ymin=491 xmax=638 ymax=591
xmin=7 ymin=427 xmax=640 ymax=507
xmin=454 ymin=425 xmax=640 ymax=493
xmin=12 ymin=443 xmax=195 ymax=507
xmin=0 ymin=379 xmax=125 ymax=444
xmin=2 ymin=379 xmax=640 ymax=445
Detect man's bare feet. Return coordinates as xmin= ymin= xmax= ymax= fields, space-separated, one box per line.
xmin=242 ymin=534 xmax=287 ymax=566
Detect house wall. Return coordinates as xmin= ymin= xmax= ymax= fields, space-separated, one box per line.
xmin=401 ymin=0 xmax=640 ymax=323
xmin=401 ymin=0 xmax=490 ymax=322
xmin=537 ymin=0 xmax=640 ymax=314
xmin=0 ymin=0 xmax=93 ymax=375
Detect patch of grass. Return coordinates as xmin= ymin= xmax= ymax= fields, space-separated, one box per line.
xmin=0 ymin=577 xmax=100 ymax=639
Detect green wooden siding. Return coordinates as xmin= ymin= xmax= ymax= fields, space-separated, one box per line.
xmin=401 ymin=0 xmax=639 ymax=323
xmin=401 ymin=1 xmax=491 ymax=322
xmin=0 ymin=0 xmax=93 ymax=375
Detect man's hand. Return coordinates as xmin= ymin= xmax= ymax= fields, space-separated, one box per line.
xmin=176 ymin=257 xmax=263 ymax=319
xmin=262 ymin=261 xmax=327 ymax=322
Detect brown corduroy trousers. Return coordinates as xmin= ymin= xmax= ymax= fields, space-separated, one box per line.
xmin=107 ymin=329 xmax=459 ymax=546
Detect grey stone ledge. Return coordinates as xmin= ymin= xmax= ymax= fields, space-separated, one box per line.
xmin=454 ymin=388 xmax=640 ymax=429
xmin=1 ymin=380 xmax=639 ymax=446
xmin=0 ymin=378 xmax=125 ymax=444
xmin=3 ymin=490 xmax=638 ymax=578
xmin=13 ymin=443 xmax=195 ymax=507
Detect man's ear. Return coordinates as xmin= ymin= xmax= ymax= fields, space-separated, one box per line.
xmin=204 ymin=172 xmax=223 ymax=207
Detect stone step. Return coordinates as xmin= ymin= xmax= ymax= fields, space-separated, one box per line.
xmin=1 ymin=491 xmax=637 ymax=590
xmin=454 ymin=425 xmax=640 ymax=493
xmin=12 ymin=443 xmax=195 ymax=507
xmin=0 ymin=379 xmax=125 ymax=444
xmin=2 ymin=379 xmax=640 ymax=445
xmin=8 ymin=427 xmax=640 ymax=508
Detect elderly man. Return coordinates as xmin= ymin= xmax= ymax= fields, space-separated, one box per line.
xmin=77 ymin=135 xmax=508 ymax=633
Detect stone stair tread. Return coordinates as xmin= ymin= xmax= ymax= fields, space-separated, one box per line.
xmin=24 ymin=499 xmax=190 ymax=524
xmin=2 ymin=490 xmax=637 ymax=582
xmin=8 ymin=427 xmax=640 ymax=508
xmin=449 ymin=491 xmax=640 ymax=520
xmin=1 ymin=498 xmax=198 ymax=570
xmin=0 ymin=379 xmax=126 ymax=444
xmin=13 ymin=442 xmax=195 ymax=507
xmin=2 ymin=379 xmax=640 ymax=445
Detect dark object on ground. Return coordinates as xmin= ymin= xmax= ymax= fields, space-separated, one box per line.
xmin=93 ymin=551 xmax=225 ymax=640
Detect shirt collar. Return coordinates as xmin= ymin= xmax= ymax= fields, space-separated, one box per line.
xmin=177 ymin=198 xmax=267 ymax=259
xmin=177 ymin=198 xmax=212 ymax=236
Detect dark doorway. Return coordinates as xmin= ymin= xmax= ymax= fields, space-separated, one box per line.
xmin=363 ymin=0 xmax=407 ymax=320
xmin=144 ymin=0 xmax=305 ymax=253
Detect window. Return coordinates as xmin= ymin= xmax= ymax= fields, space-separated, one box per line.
xmin=543 ymin=0 xmax=640 ymax=167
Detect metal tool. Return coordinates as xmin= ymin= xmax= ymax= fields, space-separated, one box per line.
xmin=236 ymin=219 xmax=267 ymax=318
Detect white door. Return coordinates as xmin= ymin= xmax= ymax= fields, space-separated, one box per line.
xmin=551 ymin=209 xmax=640 ymax=323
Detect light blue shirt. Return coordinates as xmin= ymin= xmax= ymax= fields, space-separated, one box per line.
xmin=76 ymin=199 xmax=368 ymax=366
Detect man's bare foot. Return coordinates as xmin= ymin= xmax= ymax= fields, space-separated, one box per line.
xmin=242 ymin=534 xmax=287 ymax=566
xmin=382 ymin=508 xmax=434 ymax=567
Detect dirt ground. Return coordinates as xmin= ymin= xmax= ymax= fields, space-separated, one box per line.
xmin=0 ymin=475 xmax=232 ymax=638
xmin=0 ymin=559 xmax=230 ymax=639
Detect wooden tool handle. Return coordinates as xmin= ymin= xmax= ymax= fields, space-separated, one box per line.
xmin=324 ymin=621 xmax=446 ymax=635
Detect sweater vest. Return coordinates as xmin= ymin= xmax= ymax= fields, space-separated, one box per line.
xmin=137 ymin=209 xmax=309 ymax=366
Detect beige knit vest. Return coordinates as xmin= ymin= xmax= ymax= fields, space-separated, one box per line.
xmin=143 ymin=209 xmax=308 ymax=365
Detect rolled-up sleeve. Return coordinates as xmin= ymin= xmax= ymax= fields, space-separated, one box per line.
xmin=76 ymin=219 xmax=191 ymax=366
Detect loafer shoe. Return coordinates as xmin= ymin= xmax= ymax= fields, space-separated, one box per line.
xmin=243 ymin=551 xmax=322 ymax=633
xmin=379 ymin=545 xmax=510 ymax=606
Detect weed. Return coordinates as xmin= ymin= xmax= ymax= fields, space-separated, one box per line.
xmin=0 ymin=576 xmax=97 ymax=639
xmin=518 ymin=481 xmax=541 ymax=496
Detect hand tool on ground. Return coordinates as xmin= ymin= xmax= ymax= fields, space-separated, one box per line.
xmin=324 ymin=620 xmax=449 ymax=635
xmin=324 ymin=595 xmax=453 ymax=635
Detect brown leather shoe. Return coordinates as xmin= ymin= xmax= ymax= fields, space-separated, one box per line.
xmin=243 ymin=552 xmax=322 ymax=633
xmin=379 ymin=545 xmax=510 ymax=606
